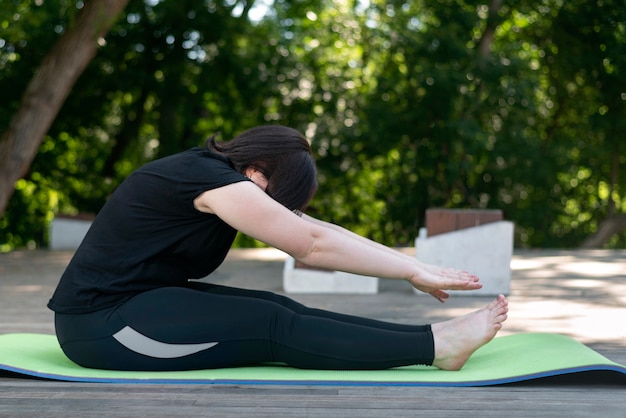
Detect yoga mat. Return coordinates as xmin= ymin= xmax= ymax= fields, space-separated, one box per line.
xmin=1 ymin=332 xmax=624 ymax=386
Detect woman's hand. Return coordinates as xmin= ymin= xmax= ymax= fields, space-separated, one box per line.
xmin=408 ymin=263 xmax=482 ymax=303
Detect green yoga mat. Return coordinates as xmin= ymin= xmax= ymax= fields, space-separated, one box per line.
xmin=0 ymin=332 xmax=624 ymax=386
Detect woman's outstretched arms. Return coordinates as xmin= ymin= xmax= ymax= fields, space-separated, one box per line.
xmin=299 ymin=214 xmax=481 ymax=302
xmin=194 ymin=181 xmax=481 ymax=302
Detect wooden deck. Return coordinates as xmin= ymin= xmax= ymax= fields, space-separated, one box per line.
xmin=1 ymin=248 xmax=625 ymax=417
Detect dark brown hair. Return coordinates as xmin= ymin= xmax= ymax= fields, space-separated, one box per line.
xmin=206 ymin=125 xmax=318 ymax=212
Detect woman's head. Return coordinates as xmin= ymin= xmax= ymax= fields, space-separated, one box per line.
xmin=207 ymin=125 xmax=318 ymax=213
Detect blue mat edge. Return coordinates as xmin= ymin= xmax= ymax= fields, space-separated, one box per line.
xmin=2 ymin=363 xmax=625 ymax=386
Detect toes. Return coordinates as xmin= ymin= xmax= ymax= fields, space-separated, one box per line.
xmin=494 ymin=312 xmax=508 ymax=324
xmin=486 ymin=298 xmax=500 ymax=310
xmin=490 ymin=295 xmax=508 ymax=310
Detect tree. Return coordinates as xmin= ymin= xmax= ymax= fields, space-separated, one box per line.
xmin=1 ymin=0 xmax=625 ymax=250
xmin=0 ymin=0 xmax=129 ymax=216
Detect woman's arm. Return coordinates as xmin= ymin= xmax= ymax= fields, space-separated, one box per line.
xmin=194 ymin=182 xmax=481 ymax=302
xmin=300 ymin=214 xmax=418 ymax=264
xmin=298 ymin=214 xmax=481 ymax=302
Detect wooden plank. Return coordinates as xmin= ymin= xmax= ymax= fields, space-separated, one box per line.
xmin=425 ymin=209 xmax=458 ymax=236
xmin=0 ymin=379 xmax=624 ymax=417
xmin=426 ymin=209 xmax=503 ymax=236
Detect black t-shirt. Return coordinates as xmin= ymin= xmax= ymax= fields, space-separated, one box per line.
xmin=48 ymin=147 xmax=249 ymax=314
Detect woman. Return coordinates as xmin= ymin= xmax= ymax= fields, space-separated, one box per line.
xmin=48 ymin=125 xmax=508 ymax=371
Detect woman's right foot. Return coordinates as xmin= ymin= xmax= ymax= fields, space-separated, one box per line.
xmin=430 ymin=294 xmax=508 ymax=371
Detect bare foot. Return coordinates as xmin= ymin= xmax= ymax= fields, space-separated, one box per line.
xmin=431 ymin=294 xmax=508 ymax=371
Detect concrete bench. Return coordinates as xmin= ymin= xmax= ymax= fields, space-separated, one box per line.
xmin=415 ymin=209 xmax=514 ymax=296
xmin=49 ymin=214 xmax=94 ymax=250
xmin=283 ymin=257 xmax=379 ymax=294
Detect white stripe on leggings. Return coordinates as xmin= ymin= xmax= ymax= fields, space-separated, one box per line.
xmin=112 ymin=326 xmax=218 ymax=359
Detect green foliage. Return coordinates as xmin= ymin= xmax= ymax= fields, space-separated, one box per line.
xmin=1 ymin=0 xmax=625 ymax=250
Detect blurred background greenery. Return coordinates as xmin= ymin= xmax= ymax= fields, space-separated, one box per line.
xmin=1 ymin=0 xmax=625 ymax=251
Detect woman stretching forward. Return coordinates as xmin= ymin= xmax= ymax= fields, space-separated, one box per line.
xmin=48 ymin=125 xmax=508 ymax=371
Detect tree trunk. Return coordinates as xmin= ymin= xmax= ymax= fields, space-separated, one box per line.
xmin=476 ymin=0 xmax=503 ymax=60
xmin=0 ymin=0 xmax=130 ymax=217
xmin=580 ymin=214 xmax=626 ymax=248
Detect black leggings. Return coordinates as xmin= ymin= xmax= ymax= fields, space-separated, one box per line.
xmin=54 ymin=283 xmax=434 ymax=371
